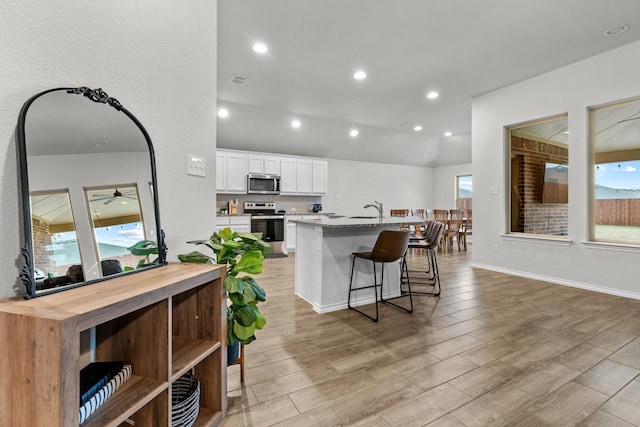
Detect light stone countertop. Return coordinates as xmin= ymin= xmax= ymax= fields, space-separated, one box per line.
xmin=289 ymin=215 xmax=424 ymax=228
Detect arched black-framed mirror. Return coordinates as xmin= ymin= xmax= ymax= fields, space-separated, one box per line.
xmin=17 ymin=87 xmax=167 ymax=298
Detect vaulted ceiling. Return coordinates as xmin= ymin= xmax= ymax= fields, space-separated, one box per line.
xmin=217 ymin=0 xmax=640 ymax=167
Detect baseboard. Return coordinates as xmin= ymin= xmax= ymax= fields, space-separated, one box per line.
xmin=302 ymin=291 xmax=403 ymax=314
xmin=470 ymin=262 xmax=640 ymax=301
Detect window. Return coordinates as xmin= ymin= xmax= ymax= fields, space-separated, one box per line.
xmin=591 ymin=97 xmax=640 ymax=244
xmin=508 ymin=114 xmax=569 ymax=237
xmin=456 ymin=175 xmax=472 ymax=210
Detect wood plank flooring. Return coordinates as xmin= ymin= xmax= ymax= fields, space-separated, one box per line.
xmin=221 ymin=246 xmax=640 ymax=426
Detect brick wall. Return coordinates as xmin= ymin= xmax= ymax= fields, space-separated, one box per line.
xmin=31 ymin=217 xmax=57 ymax=275
xmin=512 ymin=136 xmax=568 ymax=235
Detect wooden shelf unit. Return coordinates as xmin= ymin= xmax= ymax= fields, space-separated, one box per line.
xmin=0 ymin=263 xmax=227 ymax=427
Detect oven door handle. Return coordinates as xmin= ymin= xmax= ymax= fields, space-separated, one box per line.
xmin=251 ymin=215 xmax=285 ymax=220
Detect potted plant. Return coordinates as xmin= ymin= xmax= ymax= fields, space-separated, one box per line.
xmin=178 ymin=228 xmax=269 ymax=364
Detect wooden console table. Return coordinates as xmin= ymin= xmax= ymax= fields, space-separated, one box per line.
xmin=0 ymin=262 xmax=227 ymax=426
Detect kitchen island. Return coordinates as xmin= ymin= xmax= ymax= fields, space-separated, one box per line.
xmin=291 ymin=216 xmax=424 ymax=313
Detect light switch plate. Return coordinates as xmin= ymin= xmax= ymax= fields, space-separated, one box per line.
xmin=187 ymin=154 xmax=205 ymax=176
xmin=490 ymin=185 xmax=499 ymax=195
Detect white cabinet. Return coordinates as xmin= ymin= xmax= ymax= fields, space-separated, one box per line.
xmin=216 ymin=152 xmax=226 ymax=191
xmin=217 ymin=151 xmax=247 ymax=194
xmin=280 ymin=158 xmax=327 ymax=195
xmin=219 ymin=149 xmax=326 ymax=196
xmin=248 ymin=154 xmax=281 ymax=175
xmin=280 ymin=158 xmax=297 ymax=193
xmin=312 ymin=160 xmax=328 ymax=194
xmin=285 ymin=219 xmax=297 ymax=251
xmin=296 ymin=159 xmax=312 ymax=194
xmin=216 ymin=215 xmax=251 ymax=233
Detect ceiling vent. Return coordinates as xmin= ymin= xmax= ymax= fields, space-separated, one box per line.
xmin=395 ymin=121 xmax=409 ymax=127
xmin=230 ymin=75 xmax=248 ymax=85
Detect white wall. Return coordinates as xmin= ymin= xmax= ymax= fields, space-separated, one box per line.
xmin=0 ymin=0 xmax=218 ymax=298
xmin=472 ymin=40 xmax=640 ymax=298
xmin=433 ymin=163 xmax=472 ymax=210
xmin=324 ymin=159 xmax=434 ymax=215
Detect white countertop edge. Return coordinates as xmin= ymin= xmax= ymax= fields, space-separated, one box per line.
xmin=291 ymin=216 xmax=425 ymax=228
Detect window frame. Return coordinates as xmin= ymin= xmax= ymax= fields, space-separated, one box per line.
xmin=506 ymin=113 xmax=569 ymax=239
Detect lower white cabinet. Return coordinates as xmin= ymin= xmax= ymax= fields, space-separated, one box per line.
xmin=217 ymin=215 xmax=251 ymax=233
xmin=285 ymin=215 xmax=321 ymax=252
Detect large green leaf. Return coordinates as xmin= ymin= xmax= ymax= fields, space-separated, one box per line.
xmin=177 ymin=251 xmax=213 ymax=263
xmin=218 ymin=227 xmax=233 ymax=241
xmin=233 ymin=320 xmax=256 ymax=341
xmin=233 ymin=305 xmax=257 ymax=327
xmin=127 ymin=240 xmax=158 ymax=256
xmin=254 ymin=309 xmax=266 ymax=329
xmin=224 ymin=276 xmax=243 ymax=294
xmin=233 ymin=251 xmax=264 ymax=274
xmin=244 ymin=277 xmax=266 ymax=301
xmin=236 ymin=231 xmax=259 ymax=242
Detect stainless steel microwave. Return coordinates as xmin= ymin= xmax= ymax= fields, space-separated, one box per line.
xmin=247 ymin=174 xmax=281 ymax=194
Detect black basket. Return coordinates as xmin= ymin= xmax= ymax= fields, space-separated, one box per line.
xmin=171 ymin=372 xmax=200 ymax=427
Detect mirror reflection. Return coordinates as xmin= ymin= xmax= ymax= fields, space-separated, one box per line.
xmin=19 ymin=87 xmax=165 ymax=297
xmin=87 ymin=184 xmax=146 ymax=275
xmin=30 ymin=190 xmax=84 ymax=291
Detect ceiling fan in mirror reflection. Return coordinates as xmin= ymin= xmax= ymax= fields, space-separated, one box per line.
xmin=91 ymin=188 xmax=138 ymax=205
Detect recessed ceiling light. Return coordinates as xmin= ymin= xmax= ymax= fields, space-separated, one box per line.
xmin=604 ymin=25 xmax=629 ymax=37
xmin=291 ymin=120 xmax=301 ymax=129
xmin=427 ymin=91 xmax=439 ymax=99
xmin=444 ymin=131 xmax=453 ymax=137
xmin=253 ymin=43 xmax=268 ymax=53
xmin=217 ymin=108 xmax=229 ymax=118
xmin=353 ymin=70 xmax=367 ymax=80
xmin=350 ymin=129 xmax=359 ymax=137
xmin=414 ymin=125 xmax=423 ymax=131
xmin=564 ymin=130 xmax=570 ymax=134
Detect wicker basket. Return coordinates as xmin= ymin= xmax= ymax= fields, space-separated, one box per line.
xmin=172 ymin=372 xmax=200 ymax=427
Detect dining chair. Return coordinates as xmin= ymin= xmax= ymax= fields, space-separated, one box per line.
xmin=444 ymin=209 xmax=464 ymax=250
xmin=390 ymin=209 xmax=410 ymax=231
xmin=348 ymin=229 xmax=411 ymax=322
xmin=432 ymin=209 xmax=449 ymax=249
xmin=459 ymin=209 xmax=472 ymax=250
xmin=390 ymin=209 xmax=409 ymax=216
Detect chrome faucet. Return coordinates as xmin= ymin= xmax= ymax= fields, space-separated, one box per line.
xmin=363 ymin=201 xmax=384 ymax=220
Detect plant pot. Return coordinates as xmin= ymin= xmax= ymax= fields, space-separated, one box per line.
xmin=227 ymin=340 xmax=241 ymax=366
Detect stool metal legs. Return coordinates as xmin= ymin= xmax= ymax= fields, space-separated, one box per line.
xmin=401 ymin=247 xmax=441 ymax=296
xmin=348 ymin=254 xmax=414 ymax=322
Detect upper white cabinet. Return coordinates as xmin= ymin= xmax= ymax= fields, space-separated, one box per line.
xmin=280 ymin=158 xmax=327 ymax=195
xmin=296 ymin=159 xmax=312 ymax=194
xmin=216 ymin=152 xmax=226 ymax=192
xmin=217 ymin=149 xmax=327 ymax=196
xmin=280 ymin=158 xmax=297 ymax=193
xmin=217 ymin=151 xmax=247 ymax=194
xmin=312 ymin=160 xmax=328 ymax=194
xmin=248 ymin=154 xmax=281 ymax=175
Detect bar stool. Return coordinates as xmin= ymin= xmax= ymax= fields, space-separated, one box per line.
xmin=348 ymin=230 xmax=411 ymax=322
xmin=401 ymin=221 xmax=444 ymax=296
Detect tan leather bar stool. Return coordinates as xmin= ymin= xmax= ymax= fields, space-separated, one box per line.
xmin=348 ymin=230 xmax=411 ymax=322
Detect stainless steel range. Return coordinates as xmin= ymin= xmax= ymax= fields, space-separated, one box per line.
xmin=244 ymin=202 xmax=285 ymax=256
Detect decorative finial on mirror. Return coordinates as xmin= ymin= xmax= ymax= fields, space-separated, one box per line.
xmin=68 ymin=87 xmax=123 ymax=111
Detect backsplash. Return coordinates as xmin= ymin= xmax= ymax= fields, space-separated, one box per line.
xmin=216 ymin=194 xmax=322 ymax=214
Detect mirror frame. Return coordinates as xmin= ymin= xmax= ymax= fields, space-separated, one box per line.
xmin=17 ymin=86 xmax=167 ymax=298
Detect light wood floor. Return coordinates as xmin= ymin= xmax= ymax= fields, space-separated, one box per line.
xmin=221 ymin=245 xmax=640 ymax=426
